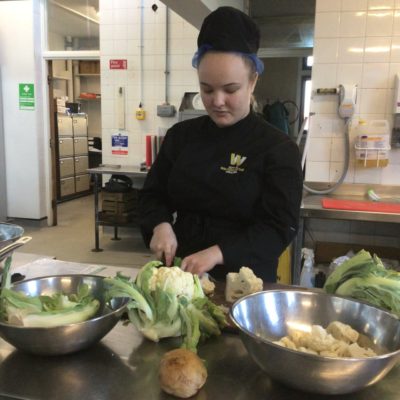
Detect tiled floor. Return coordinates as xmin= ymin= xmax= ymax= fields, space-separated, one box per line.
xmin=15 ymin=195 xmax=152 ymax=269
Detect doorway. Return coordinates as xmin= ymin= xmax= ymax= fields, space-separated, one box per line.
xmin=47 ymin=58 xmax=102 ymax=225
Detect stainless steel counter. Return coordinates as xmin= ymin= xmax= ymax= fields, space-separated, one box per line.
xmin=0 ymin=257 xmax=399 ymax=399
xmin=291 ymin=185 xmax=400 ymax=285
xmin=0 ymin=321 xmax=399 ymax=400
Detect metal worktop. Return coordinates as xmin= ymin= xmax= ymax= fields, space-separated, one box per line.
xmin=0 ymin=317 xmax=400 ymax=399
xmin=0 ymin=257 xmax=399 ymax=399
xmin=291 ymin=185 xmax=400 ymax=285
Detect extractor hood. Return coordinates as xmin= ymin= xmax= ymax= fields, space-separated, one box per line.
xmin=161 ymin=0 xmax=315 ymax=58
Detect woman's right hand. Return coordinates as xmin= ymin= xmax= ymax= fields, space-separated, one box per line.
xmin=150 ymin=222 xmax=177 ymax=266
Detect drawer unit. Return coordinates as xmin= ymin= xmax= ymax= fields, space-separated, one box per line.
xmin=60 ymin=177 xmax=75 ymax=197
xmin=57 ymin=114 xmax=73 ymax=136
xmin=74 ymin=155 xmax=89 ymax=175
xmin=72 ymin=115 xmax=88 ymax=136
xmin=59 ymin=157 xmax=74 ymax=178
xmin=73 ymin=137 xmax=88 ymax=155
xmin=58 ymin=137 xmax=74 ymax=157
xmin=75 ymin=174 xmax=90 ymax=192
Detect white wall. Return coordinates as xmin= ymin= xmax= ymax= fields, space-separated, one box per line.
xmin=100 ymin=0 xmax=199 ymax=166
xmin=0 ymin=0 xmax=47 ymax=219
xmin=307 ymin=0 xmax=400 ymax=185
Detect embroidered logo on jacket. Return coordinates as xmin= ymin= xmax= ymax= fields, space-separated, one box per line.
xmin=220 ymin=153 xmax=247 ymax=174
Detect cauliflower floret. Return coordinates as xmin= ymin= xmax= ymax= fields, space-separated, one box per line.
xmin=274 ymin=337 xmax=297 ymax=350
xmin=149 ymin=267 xmax=196 ymax=299
xmin=225 ymin=266 xmax=263 ymax=303
xmin=326 ymin=321 xmax=359 ymax=344
xmin=302 ymin=325 xmax=338 ymax=353
xmin=345 ymin=343 xmax=377 ymax=358
xmin=200 ymin=273 xmax=216 ymax=296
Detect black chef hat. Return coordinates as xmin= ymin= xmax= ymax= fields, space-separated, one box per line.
xmin=197 ymin=6 xmax=260 ymax=54
xmin=192 ymin=7 xmax=264 ymax=74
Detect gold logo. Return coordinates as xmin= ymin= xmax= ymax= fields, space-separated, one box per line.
xmin=221 ymin=153 xmax=247 ymax=174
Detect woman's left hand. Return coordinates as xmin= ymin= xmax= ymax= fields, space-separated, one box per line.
xmin=181 ymin=245 xmax=224 ymax=276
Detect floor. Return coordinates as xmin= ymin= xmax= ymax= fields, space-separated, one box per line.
xmin=15 ymin=195 xmax=152 ymax=269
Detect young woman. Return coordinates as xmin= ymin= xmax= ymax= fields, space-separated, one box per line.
xmin=139 ymin=7 xmax=303 ymax=282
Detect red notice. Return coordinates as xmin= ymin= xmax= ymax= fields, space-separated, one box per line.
xmin=109 ymin=59 xmax=127 ymax=70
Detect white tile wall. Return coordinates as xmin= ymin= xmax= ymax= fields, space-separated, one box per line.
xmin=100 ymin=0 xmax=199 ymax=165
xmin=307 ymin=0 xmax=400 ymax=185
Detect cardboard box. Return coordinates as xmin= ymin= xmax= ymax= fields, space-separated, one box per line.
xmin=79 ymin=61 xmax=100 ymax=74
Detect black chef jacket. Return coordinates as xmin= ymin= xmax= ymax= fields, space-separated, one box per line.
xmin=139 ymin=111 xmax=303 ymax=282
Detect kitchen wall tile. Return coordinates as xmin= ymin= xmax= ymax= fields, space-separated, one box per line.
xmin=330 ymin=161 xmax=347 ymax=182
xmin=309 ymin=115 xmax=334 ymax=138
xmin=340 ymin=12 xmax=367 ymax=37
xmin=393 ymin=11 xmax=400 ymax=34
xmin=127 ymin=39 xmax=140 ymax=56
xmin=127 ymin=8 xmax=139 ymax=25
xmin=391 ymin=37 xmax=400 ymax=61
xmin=317 ymin=0 xmax=341 ymax=12
xmin=101 ymin=9 xmax=113 ymax=25
xmin=100 ymin=24 xmax=113 ymax=41
xmin=315 ymin=12 xmax=340 ymax=38
xmin=114 ymin=0 xmax=131 ymax=8
xmin=311 ymin=64 xmax=338 ymax=89
xmin=362 ymin=62 xmax=390 ymax=88
xmin=100 ymin=0 xmax=112 ymax=10
xmin=397 ymin=0 xmax=400 ymax=8
xmin=342 ymin=0 xmax=368 ymax=11
xmin=114 ymin=24 xmax=128 ymax=40
xmin=113 ymin=40 xmax=128 ymax=56
xmin=368 ymin=0 xmax=395 ymax=9
xmin=332 ymin=118 xmax=347 ymax=137
xmin=310 ymin=94 xmax=340 ymax=114
xmin=384 ymin=87 xmax=396 ymax=112
xmin=101 ymin=39 xmax=114 ymax=55
xmin=337 ymin=63 xmax=363 ymax=86
xmin=338 ymin=37 xmax=365 ymax=63
xmin=388 ymin=62 xmax=400 ymax=85
xmin=354 ymin=165 xmax=383 ymax=182
xmin=308 ymin=138 xmax=332 ymax=161
xmin=114 ymin=8 xmax=129 ymax=25
xmin=344 ymin=163 xmax=356 ymax=182
xmin=313 ymin=38 xmax=339 ymax=63
xmin=305 ymin=161 xmax=331 ymax=181
xmin=331 ymin=138 xmax=346 ymax=161
xmin=364 ymin=36 xmax=391 ymax=62
xmin=127 ymin=23 xmax=140 ymax=40
xmin=366 ymin=10 xmax=394 ymax=36
xmin=359 ymin=88 xmax=387 ymax=113
xmin=381 ymin=163 xmax=400 ymax=182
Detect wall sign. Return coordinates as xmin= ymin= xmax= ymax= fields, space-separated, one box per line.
xmin=19 ymin=83 xmax=35 ymax=110
xmin=112 ymin=134 xmax=128 ymax=155
xmin=109 ymin=59 xmax=127 ymax=70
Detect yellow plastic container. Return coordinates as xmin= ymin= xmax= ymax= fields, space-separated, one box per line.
xmin=277 ymin=246 xmax=291 ymax=284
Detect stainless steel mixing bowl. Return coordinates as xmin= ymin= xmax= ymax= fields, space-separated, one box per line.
xmin=0 ymin=223 xmax=24 ymax=262
xmin=0 ymin=275 xmax=129 ymax=356
xmin=230 ymin=290 xmax=400 ymax=395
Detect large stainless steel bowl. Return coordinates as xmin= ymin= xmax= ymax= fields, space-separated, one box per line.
xmin=230 ymin=290 xmax=400 ymax=395
xmin=0 ymin=275 xmax=129 ymax=356
xmin=0 ymin=223 xmax=24 ymax=261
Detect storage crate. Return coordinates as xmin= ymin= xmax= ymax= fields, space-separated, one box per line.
xmin=101 ymin=189 xmax=139 ymax=202
xmin=99 ymin=211 xmax=139 ymax=225
xmin=102 ymin=200 xmax=136 ymax=214
xmin=79 ymin=61 xmax=100 ymax=74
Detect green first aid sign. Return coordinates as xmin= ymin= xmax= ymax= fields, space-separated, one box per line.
xmin=19 ymin=83 xmax=35 ymax=110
